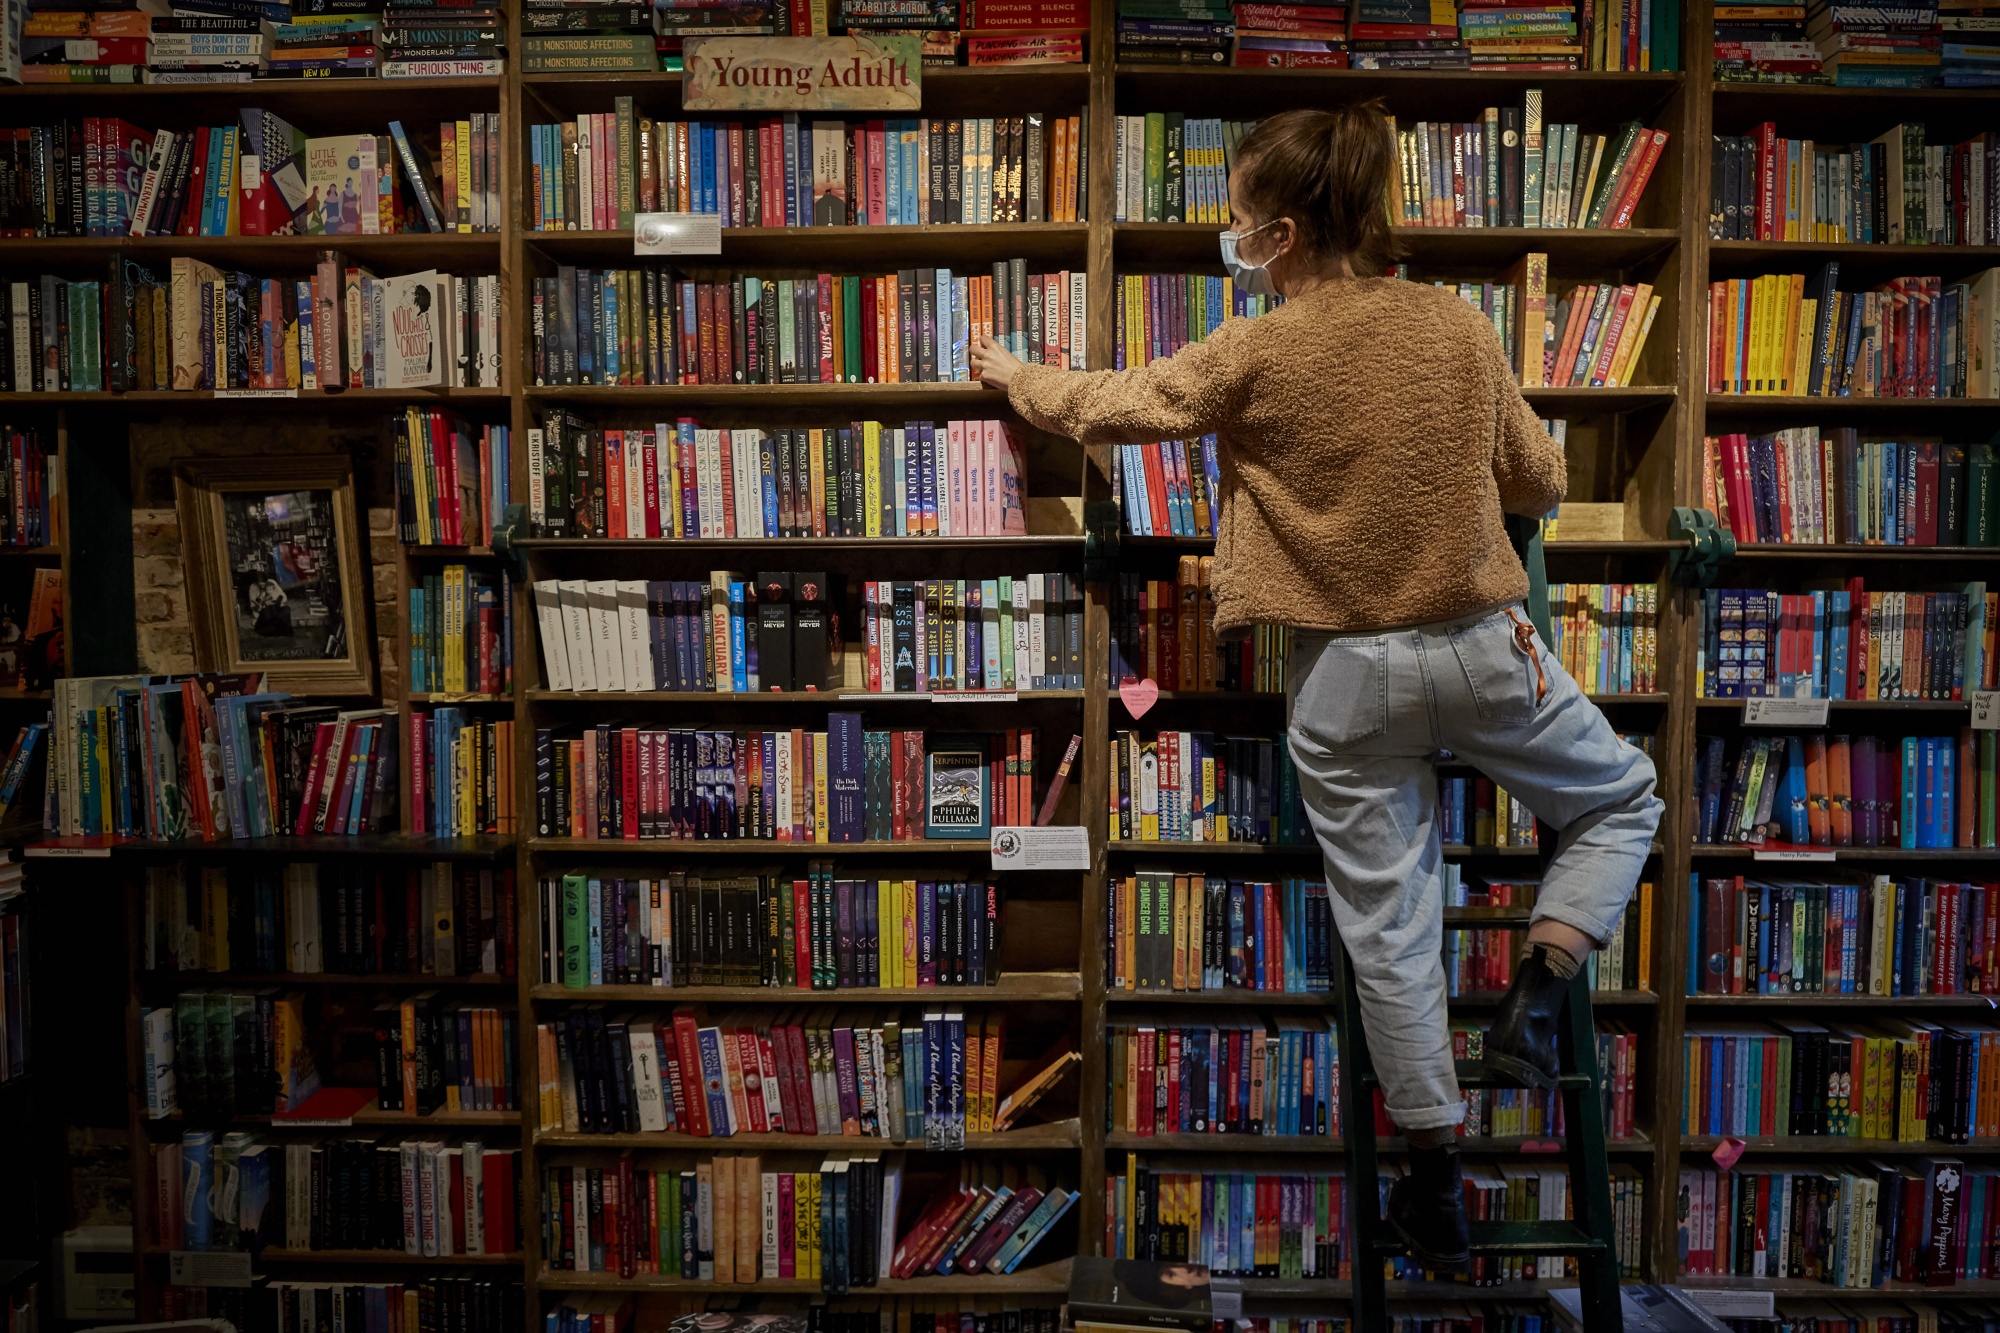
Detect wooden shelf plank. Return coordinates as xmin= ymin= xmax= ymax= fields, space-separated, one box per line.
xmin=1103 ymin=1131 xmax=1655 ymax=1154
xmin=514 ymin=535 xmax=1085 ymax=550
xmin=1690 ymin=844 xmax=1997 ymax=862
xmin=1683 ymin=1135 xmax=2000 ymax=1156
xmin=529 ymin=837 xmax=994 ymax=854
xmin=139 ymin=971 xmax=514 ymax=989
xmin=528 ymin=222 xmax=1090 ymax=265
xmin=529 ymin=973 xmax=1081 ymax=1003
xmin=525 ymin=689 xmax=1085 ymax=703
xmin=537 ymin=1121 xmax=1081 ymax=1150
xmin=536 ymin=1258 xmax=1073 ymax=1293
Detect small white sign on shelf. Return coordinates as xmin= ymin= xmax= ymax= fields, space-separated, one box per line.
xmin=1742 ymin=697 xmax=1830 ymax=727
xmin=169 ymin=1251 xmax=253 ymax=1288
xmin=1754 ymin=849 xmax=1836 ymax=862
xmin=1974 ymin=690 xmax=2000 ymax=732
xmin=1210 ymin=1282 xmax=1244 ymax=1322
xmin=935 ymin=690 xmax=1016 ymax=703
xmin=634 ymin=212 xmax=723 ymax=256
xmin=214 ymin=388 xmax=298 ymax=399
xmin=990 ymin=824 xmax=1089 ymax=871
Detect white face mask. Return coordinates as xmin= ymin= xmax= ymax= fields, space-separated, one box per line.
xmin=1218 ymin=218 xmax=1282 ymax=298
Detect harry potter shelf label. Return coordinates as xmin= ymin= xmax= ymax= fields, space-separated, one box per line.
xmin=682 ymin=34 xmax=922 ymax=112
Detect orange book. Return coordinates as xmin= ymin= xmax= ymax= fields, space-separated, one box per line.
xmin=735 ymin=1155 xmax=760 ymax=1282
xmin=1551 ymin=284 xmax=1595 ymax=387
xmin=1803 ymin=734 xmax=1832 ymax=845
xmin=980 ymin=1014 xmax=1004 ymax=1132
xmin=1826 ymin=734 xmax=1854 ymax=845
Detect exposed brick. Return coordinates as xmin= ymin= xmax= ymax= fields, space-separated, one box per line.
xmin=133 ymin=591 xmax=177 ymax=623
xmin=368 ymin=506 xmax=396 ymax=534
xmin=135 ymin=557 xmax=184 ymax=590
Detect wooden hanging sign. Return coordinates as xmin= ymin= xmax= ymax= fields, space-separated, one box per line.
xmin=681 ymin=34 xmax=922 ymax=111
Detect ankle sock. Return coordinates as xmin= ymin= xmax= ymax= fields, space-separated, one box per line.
xmin=1527 ymin=940 xmax=1582 ymax=981
xmin=1403 ymin=1125 xmax=1459 ymax=1150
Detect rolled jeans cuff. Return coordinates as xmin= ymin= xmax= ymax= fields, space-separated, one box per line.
xmin=1386 ymin=1100 xmax=1466 ymax=1133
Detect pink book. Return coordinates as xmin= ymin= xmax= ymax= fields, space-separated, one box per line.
xmin=864 ymin=581 xmax=882 ymax=689
xmin=982 ymin=418 xmax=1003 ymax=535
xmin=997 ymin=422 xmax=1026 ymax=533
xmin=947 ymin=419 xmax=967 ymax=534
xmin=966 ymin=417 xmax=984 ymax=534
xmin=868 ymin=121 xmax=887 ymax=224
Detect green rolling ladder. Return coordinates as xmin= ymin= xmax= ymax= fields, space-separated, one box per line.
xmin=1332 ymin=516 xmax=1625 ymax=1332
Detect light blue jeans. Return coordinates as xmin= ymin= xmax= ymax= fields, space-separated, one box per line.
xmin=1285 ymin=602 xmax=1663 ymax=1131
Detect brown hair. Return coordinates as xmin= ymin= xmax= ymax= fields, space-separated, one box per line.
xmin=1231 ymin=104 xmax=1401 ymax=277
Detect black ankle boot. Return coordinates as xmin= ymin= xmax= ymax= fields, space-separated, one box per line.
xmin=1387 ymin=1143 xmax=1471 ymax=1272
xmin=1483 ymin=947 xmax=1574 ymax=1090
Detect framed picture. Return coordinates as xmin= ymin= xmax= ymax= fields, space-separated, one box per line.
xmin=174 ymin=456 xmax=375 ymax=696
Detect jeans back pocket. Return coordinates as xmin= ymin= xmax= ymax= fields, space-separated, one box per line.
xmin=1447 ymin=611 xmax=1545 ymax=725
xmin=1288 ymin=634 xmax=1389 ymax=754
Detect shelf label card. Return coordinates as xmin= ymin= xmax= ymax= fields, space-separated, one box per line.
xmin=1754 ymin=849 xmax=1836 ymax=862
xmin=934 ymin=690 xmax=1015 ymax=703
xmin=170 ymin=1251 xmax=253 ymax=1288
xmin=682 ymin=34 xmax=921 ymax=112
xmin=1210 ymin=1282 xmax=1243 ymax=1322
xmin=214 ymin=388 xmax=298 ymax=399
xmin=1742 ymin=697 xmax=1830 ymax=727
xmin=990 ymin=824 xmax=1089 ymax=871
xmin=634 ymin=212 xmax=722 ymax=256
xmin=1974 ymin=690 xmax=2000 ymax=731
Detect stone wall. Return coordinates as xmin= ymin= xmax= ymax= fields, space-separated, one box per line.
xmin=124 ymin=416 xmax=401 ymax=697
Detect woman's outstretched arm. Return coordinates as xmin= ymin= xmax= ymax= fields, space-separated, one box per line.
xmin=971 ymin=322 xmax=1257 ymax=446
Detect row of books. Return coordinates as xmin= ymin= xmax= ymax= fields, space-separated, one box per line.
xmin=532 ymin=109 xmax=1086 ymax=231
xmin=1107 ymin=730 xmax=1309 ymax=847
xmin=535 ymin=869 xmax=1006 ymax=991
xmin=1676 ymin=1159 xmax=1984 ymax=1287
xmin=153 ymin=1131 xmax=519 ymax=1255
xmin=1394 ymin=110 xmax=1668 ymax=231
xmin=1548 ymin=582 xmax=1662 ymax=696
xmin=1692 ymin=730 xmax=1997 ymax=849
xmin=1111 ymin=438 xmax=1220 ymax=540
xmin=407 ymin=708 xmax=515 ymax=837
xmin=0 ymin=260 xmax=500 ymax=394
xmin=1709 ymin=122 xmax=2000 ymax=246
xmin=1436 ymin=771 xmax=1540 ymax=849
xmin=531 ymin=723 xmax=1040 ymax=843
xmin=1340 ymin=0 xmax=1677 ymax=73
xmin=1682 ymin=1020 xmax=1995 ymax=1143
xmin=540 ymin=1005 xmax=1073 ymax=1144
xmin=529 ymin=573 xmax=1080 ymax=696
xmin=529 ymin=263 xmax=1082 ymax=388
xmin=392 ymin=413 xmax=510 ymax=549
xmin=1531 ymin=276 xmax=1664 ymax=390
xmin=541 ymin=1155 xmax=1076 ymax=1286
xmin=408 ymin=565 xmax=511 ymax=697
xmin=1689 ymin=874 xmax=1997 ymax=999
xmin=0 ymin=426 xmax=55 ymax=548
xmin=1702 ymin=431 xmax=2000 ymax=548
xmin=1410 ymin=1023 xmax=1641 ymax=1142
xmin=1108 ymin=1017 xmax=1335 ymax=1138
xmin=1113 ymin=273 xmax=1276 ymax=371
xmin=527 ymin=415 xmax=1029 ymax=543
xmin=140 ymin=860 xmax=517 ymax=979
xmin=1453 ymin=879 xmax=1653 ymax=996
xmin=1110 ymin=115 xmax=1248 ymax=224
xmin=551 ymin=1299 xmax=1064 ymax=1333
xmin=1108 ymin=873 xmax=1332 ymax=994
xmin=158 ymin=1280 xmax=522 ymax=1333
xmin=50 ymin=675 xmax=401 ymax=840
xmin=1107 ymin=565 xmax=1283 ymax=694
xmin=1706 ymin=266 xmax=2000 ymax=399
xmin=1697 ymin=583 xmax=1990 ymax=701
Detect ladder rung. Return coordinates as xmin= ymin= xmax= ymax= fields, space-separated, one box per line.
xmin=1368 ymin=1219 xmax=1607 ymax=1257
xmin=1357 ymin=1059 xmax=1593 ymax=1091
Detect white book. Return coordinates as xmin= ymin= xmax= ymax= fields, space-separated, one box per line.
xmin=414 ymin=1141 xmax=439 ymax=1256
xmin=696 ymin=428 xmax=720 ymax=539
xmin=532 ymin=581 xmax=573 ymax=692
xmin=654 ymin=422 xmax=678 ymax=538
xmin=572 ymin=1169 xmax=591 ymax=1271
xmin=555 ymin=579 xmax=596 ymax=692
xmin=1114 ymin=114 xmax=1128 ymax=220
xmin=1011 ymin=579 xmax=1030 ymax=689
xmin=626 ymin=431 xmax=650 ymax=537
xmin=482 ymin=275 xmax=502 ymax=387
xmin=141 ymin=1007 xmax=177 ymax=1117
xmin=774 ymin=733 xmax=793 ymax=840
xmin=584 ymin=580 xmax=626 ymax=692
xmin=761 ymin=1173 xmax=779 ymax=1277
xmin=629 ymin=1021 xmax=668 ymax=1131
xmin=9 ymin=283 xmax=30 ymax=390
xmin=615 ymin=579 xmax=652 ymax=691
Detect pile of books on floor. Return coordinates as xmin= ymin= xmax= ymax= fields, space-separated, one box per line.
xmin=1115 ymin=0 xmax=1231 ymax=63
xmin=1811 ymin=0 xmax=1942 ymax=85
xmin=1458 ymin=0 xmax=1580 ymax=70
xmin=1943 ymin=0 xmax=2000 ymax=83
xmin=1713 ymin=3 xmax=1823 ymax=83
xmin=965 ymin=0 xmax=1087 ymax=64
xmin=385 ymin=0 xmax=503 ymax=75
xmin=1348 ymin=0 xmax=1467 ymax=68
xmin=1231 ymin=0 xmax=1344 ymax=67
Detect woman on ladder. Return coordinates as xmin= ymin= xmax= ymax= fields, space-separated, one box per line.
xmin=969 ymin=103 xmax=1663 ymax=1272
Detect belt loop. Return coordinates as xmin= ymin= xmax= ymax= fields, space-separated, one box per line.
xmin=1505 ymin=607 xmax=1549 ymax=706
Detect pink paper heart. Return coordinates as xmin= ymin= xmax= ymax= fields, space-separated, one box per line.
xmin=1711 ymin=1137 xmax=1748 ymax=1171
xmin=1118 ymin=677 xmax=1160 ymax=719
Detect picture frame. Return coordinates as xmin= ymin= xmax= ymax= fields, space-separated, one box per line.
xmin=174 ymin=456 xmax=375 ymax=697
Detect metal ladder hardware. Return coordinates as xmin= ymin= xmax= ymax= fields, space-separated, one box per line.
xmin=1337 ymin=945 xmax=1624 ymax=1333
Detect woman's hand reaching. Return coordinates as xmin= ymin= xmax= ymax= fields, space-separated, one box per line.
xmin=970 ymin=332 xmax=1025 ymax=391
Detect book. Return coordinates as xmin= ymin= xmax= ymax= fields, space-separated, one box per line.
xmin=1067 ymin=1257 xmax=1215 ymax=1331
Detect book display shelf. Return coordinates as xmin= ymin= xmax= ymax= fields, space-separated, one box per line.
xmin=18 ymin=0 xmax=2000 ymax=1324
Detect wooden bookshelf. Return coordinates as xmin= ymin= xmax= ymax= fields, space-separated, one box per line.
xmin=22 ymin=0 xmax=2000 ymax=1321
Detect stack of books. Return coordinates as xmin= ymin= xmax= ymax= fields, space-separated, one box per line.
xmin=1114 ymin=0 xmax=1231 ymax=63
xmin=520 ymin=0 xmax=646 ymax=77
xmin=264 ymin=15 xmax=379 ymax=78
xmin=1458 ymin=0 xmax=1580 ymax=70
xmin=1714 ymin=3 xmax=1822 ymax=82
xmin=19 ymin=7 xmax=151 ymax=83
xmin=1944 ymin=0 xmax=2000 ymax=82
xmin=1232 ymin=0 xmax=1345 ymax=67
xmin=1347 ymin=0 xmax=1467 ymax=68
xmin=147 ymin=13 xmax=269 ymax=79
xmin=387 ymin=0 xmax=505 ymax=74
xmin=964 ymin=0 xmax=1087 ymax=63
xmin=1810 ymin=0 xmax=1943 ymax=85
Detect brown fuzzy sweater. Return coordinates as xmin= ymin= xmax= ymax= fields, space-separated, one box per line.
xmin=1008 ymin=276 xmax=1567 ymax=635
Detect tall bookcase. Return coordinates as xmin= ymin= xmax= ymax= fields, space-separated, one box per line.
xmin=17 ymin=0 xmax=2000 ymax=1319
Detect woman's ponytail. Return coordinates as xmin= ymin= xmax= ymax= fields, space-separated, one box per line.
xmin=1233 ymin=103 xmax=1400 ymax=277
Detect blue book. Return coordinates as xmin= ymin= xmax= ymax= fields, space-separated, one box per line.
xmin=586 ymin=875 xmax=604 ymax=984
xmin=183 ymin=1130 xmax=215 ymax=1247
xmin=1784 ymin=736 xmax=1810 ymax=843
xmin=1901 ymin=737 xmax=1920 ymax=849
xmin=1828 ymin=590 xmax=1850 ymax=699
xmin=600 ymin=275 xmax=620 ymax=382
xmin=883 ymin=123 xmax=901 ymax=224
xmin=728 ymin=582 xmax=748 ymax=691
